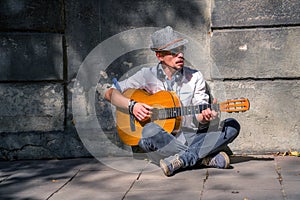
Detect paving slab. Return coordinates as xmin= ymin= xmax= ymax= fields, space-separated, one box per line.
xmin=275 ymin=156 xmax=300 ymax=200
xmin=202 ymin=155 xmax=283 ymax=200
xmin=125 ymin=190 xmax=201 ymax=200
xmin=0 ymin=156 xmax=299 ymax=200
xmin=0 ymin=159 xmax=86 ymax=200
xmin=202 ymin=189 xmax=283 ymax=200
xmin=49 ymin=170 xmax=139 ymax=200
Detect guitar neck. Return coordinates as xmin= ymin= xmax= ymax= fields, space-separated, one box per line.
xmin=155 ymin=104 xmax=220 ymax=119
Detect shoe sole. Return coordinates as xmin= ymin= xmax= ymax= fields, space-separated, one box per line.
xmin=159 ymin=159 xmax=171 ymax=176
xmin=219 ymin=151 xmax=230 ymax=169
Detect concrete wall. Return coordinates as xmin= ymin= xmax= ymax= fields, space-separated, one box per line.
xmin=0 ymin=0 xmax=299 ymax=160
xmin=210 ymin=0 xmax=300 ymax=153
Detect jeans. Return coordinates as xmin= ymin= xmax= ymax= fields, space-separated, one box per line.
xmin=138 ymin=118 xmax=240 ymax=168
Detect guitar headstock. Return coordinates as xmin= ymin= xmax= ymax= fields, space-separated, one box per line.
xmin=219 ymin=98 xmax=250 ymax=113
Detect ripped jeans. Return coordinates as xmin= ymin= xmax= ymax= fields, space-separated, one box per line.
xmin=138 ymin=118 xmax=240 ymax=168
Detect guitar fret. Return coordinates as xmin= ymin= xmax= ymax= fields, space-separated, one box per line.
xmin=159 ymin=109 xmax=165 ymax=119
xmin=173 ymin=108 xmax=177 ymax=117
xmin=157 ymin=103 xmax=223 ymax=119
xmin=154 ymin=104 xmax=214 ymax=120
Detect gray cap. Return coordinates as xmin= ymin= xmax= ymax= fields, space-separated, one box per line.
xmin=150 ymin=26 xmax=188 ymax=51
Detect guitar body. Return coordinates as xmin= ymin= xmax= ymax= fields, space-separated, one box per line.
xmin=116 ymin=88 xmax=250 ymax=146
xmin=116 ymin=89 xmax=181 ymax=146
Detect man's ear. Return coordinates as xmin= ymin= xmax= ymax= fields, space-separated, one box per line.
xmin=156 ymin=52 xmax=164 ymax=61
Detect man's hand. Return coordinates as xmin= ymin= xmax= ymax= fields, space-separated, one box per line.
xmin=200 ymin=98 xmax=219 ymax=124
xmin=132 ymin=103 xmax=153 ymax=121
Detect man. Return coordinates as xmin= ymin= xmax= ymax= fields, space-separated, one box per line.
xmin=104 ymin=26 xmax=240 ymax=176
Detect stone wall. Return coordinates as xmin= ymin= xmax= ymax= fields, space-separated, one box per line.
xmin=0 ymin=0 xmax=299 ymax=160
xmin=210 ymin=0 xmax=300 ymax=153
xmin=0 ymin=0 xmax=90 ymax=160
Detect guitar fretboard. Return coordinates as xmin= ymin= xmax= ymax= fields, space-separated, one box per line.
xmin=156 ymin=104 xmax=220 ymax=119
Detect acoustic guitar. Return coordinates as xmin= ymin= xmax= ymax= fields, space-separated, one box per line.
xmin=116 ymin=88 xmax=250 ymax=146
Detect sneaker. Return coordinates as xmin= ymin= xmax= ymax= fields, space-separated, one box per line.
xmin=201 ymin=151 xmax=230 ymax=169
xmin=160 ymin=154 xmax=183 ymax=176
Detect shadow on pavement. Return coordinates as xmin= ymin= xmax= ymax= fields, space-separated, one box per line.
xmin=230 ymin=155 xmax=274 ymax=164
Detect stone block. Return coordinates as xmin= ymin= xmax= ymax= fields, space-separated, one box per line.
xmin=0 ymin=0 xmax=63 ymax=31
xmin=65 ymin=0 xmax=101 ymax=81
xmin=212 ymin=0 xmax=300 ymax=28
xmin=99 ymin=0 xmax=209 ymax=40
xmin=0 ymin=83 xmax=65 ymax=132
xmin=211 ymin=27 xmax=300 ymax=79
xmin=0 ymin=33 xmax=63 ymax=81
xmin=0 ymin=129 xmax=90 ymax=160
xmin=210 ymin=80 xmax=300 ymax=153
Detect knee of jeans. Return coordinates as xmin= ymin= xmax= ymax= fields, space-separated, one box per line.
xmin=138 ymin=138 xmax=147 ymax=151
xmin=138 ymin=137 xmax=155 ymax=152
xmin=223 ymin=118 xmax=240 ymax=143
xmin=141 ymin=122 xmax=161 ymax=139
xmin=224 ymin=118 xmax=241 ymax=134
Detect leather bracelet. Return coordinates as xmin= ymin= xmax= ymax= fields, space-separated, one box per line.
xmin=128 ymin=99 xmax=137 ymax=115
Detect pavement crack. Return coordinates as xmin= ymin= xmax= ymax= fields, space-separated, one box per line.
xmin=121 ymin=176 xmax=139 ymax=200
xmin=200 ymin=169 xmax=209 ymax=200
xmin=121 ymin=160 xmax=149 ymax=200
xmin=46 ymin=169 xmax=81 ymax=200
xmin=274 ymin=160 xmax=287 ymax=200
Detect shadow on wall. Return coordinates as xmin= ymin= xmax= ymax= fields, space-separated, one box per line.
xmin=0 ymin=0 xmax=210 ymax=159
xmin=70 ymin=0 xmax=210 ymax=150
xmin=99 ymin=0 xmax=208 ymax=40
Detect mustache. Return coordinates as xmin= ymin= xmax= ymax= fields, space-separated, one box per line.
xmin=176 ymin=57 xmax=184 ymax=62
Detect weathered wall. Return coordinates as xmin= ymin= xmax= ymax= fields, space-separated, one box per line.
xmin=0 ymin=0 xmax=90 ymax=160
xmin=210 ymin=0 xmax=300 ymax=153
xmin=0 ymin=0 xmax=299 ymax=160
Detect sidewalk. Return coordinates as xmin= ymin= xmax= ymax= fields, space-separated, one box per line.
xmin=0 ymin=155 xmax=299 ymax=200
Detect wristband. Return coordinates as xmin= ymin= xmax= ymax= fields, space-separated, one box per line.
xmin=128 ymin=99 xmax=137 ymax=115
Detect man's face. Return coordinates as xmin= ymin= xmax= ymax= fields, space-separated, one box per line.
xmin=156 ymin=46 xmax=185 ymax=70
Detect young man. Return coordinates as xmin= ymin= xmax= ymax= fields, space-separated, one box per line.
xmin=104 ymin=26 xmax=240 ymax=176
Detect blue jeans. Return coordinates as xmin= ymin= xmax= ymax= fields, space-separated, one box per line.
xmin=138 ymin=118 xmax=240 ymax=168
